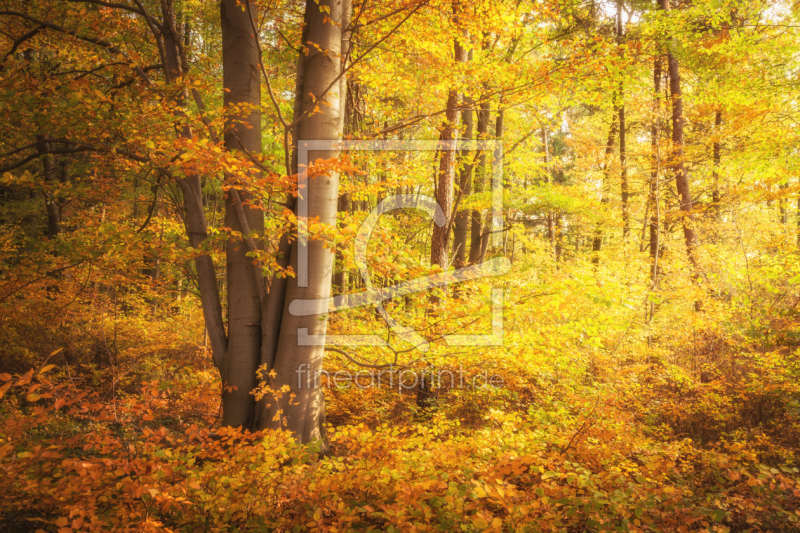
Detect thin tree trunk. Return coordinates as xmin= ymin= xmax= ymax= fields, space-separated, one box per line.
xmin=712 ymin=109 xmax=722 ymax=215
xmin=592 ymin=112 xmax=618 ymax=264
xmin=663 ymin=0 xmax=701 ymax=307
xmin=469 ymin=98 xmax=490 ymax=265
xmin=36 ymin=136 xmax=61 ymax=238
xmin=453 ymin=95 xmax=474 ymax=270
xmin=542 ymin=127 xmax=556 ymax=258
xmin=618 ymin=0 xmax=629 ymax=240
xmin=333 ymin=193 xmax=350 ymax=293
xmin=150 ymin=0 xmax=229 ymax=370
xmin=477 ymin=107 xmax=502 ymax=263
xmin=333 ymin=2 xmax=352 ymax=295
xmin=431 ymin=89 xmax=461 ymax=269
xmin=261 ymin=0 xmax=344 ymax=445
xmin=177 ymin=176 xmax=227 ymax=367
xmin=220 ymin=0 xmax=264 ymax=427
xmin=649 ymin=58 xmax=663 ymax=279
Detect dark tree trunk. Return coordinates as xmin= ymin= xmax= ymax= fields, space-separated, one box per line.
xmin=469 ymin=98 xmax=490 ymax=265
xmin=36 ymin=136 xmax=61 ymax=238
xmin=712 ymin=109 xmax=722 ymax=215
xmin=618 ymin=1 xmax=629 ymax=240
xmin=649 ymin=58 xmax=663 ymax=279
xmin=453 ymin=96 xmax=474 ymax=270
xmin=592 ymin=112 xmax=618 ymax=265
xmin=477 ymin=107 xmax=503 ymax=264
xmin=663 ymin=0 xmax=701 ymax=307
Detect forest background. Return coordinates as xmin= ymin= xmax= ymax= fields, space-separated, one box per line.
xmin=2 ymin=0 xmax=800 ymax=531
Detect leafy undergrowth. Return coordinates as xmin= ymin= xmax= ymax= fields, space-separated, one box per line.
xmin=2 ymin=340 xmax=799 ymax=533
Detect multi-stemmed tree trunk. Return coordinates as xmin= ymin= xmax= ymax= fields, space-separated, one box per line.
xmin=260 ymin=0 xmax=345 ymax=445
xmin=219 ymin=0 xmax=265 ymax=427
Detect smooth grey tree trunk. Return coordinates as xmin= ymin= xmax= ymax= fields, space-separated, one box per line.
xmin=261 ymin=0 xmax=344 ymax=445
xmin=220 ymin=0 xmax=264 ymax=427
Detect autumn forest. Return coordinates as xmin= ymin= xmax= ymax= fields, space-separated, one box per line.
xmin=1 ymin=0 xmax=800 ymax=531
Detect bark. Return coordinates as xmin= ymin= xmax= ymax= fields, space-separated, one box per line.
xmin=220 ymin=0 xmax=264 ymax=427
xmin=260 ymin=0 xmax=344 ymax=445
xmin=453 ymin=96 xmax=474 ymax=270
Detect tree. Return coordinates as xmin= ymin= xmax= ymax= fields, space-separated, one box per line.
xmin=258 ymin=0 xmax=345 ymax=445
xmin=661 ymin=0 xmax=701 ymax=298
xmin=219 ymin=0 xmax=265 ymax=427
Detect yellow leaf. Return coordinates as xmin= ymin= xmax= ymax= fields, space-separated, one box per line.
xmin=39 ymin=364 xmax=57 ymax=374
xmin=472 ymin=517 xmax=488 ymax=529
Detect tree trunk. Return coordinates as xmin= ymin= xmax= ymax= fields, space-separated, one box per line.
xmin=469 ymin=98 xmax=490 ymax=265
xmin=333 ymin=2 xmax=352 ymax=295
xmin=649 ymin=58 xmax=662 ymax=279
xmin=618 ymin=0 xmax=629 ymax=240
xmin=260 ymin=0 xmax=344 ymax=445
xmin=453 ymin=96 xmax=474 ymax=270
xmin=333 ymin=192 xmax=350 ymax=294
xmin=220 ymin=0 xmax=264 ymax=427
xmin=542 ymin=127 xmax=556 ymax=258
xmin=477 ymin=107 xmax=502 ymax=263
xmin=663 ymin=0 xmax=701 ymax=306
xmin=431 ymin=86 xmax=461 ymax=269
xmin=592 ymin=112 xmax=618 ymax=264
xmin=712 ymin=109 xmax=722 ymax=215
xmin=36 ymin=135 xmax=61 ymax=238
